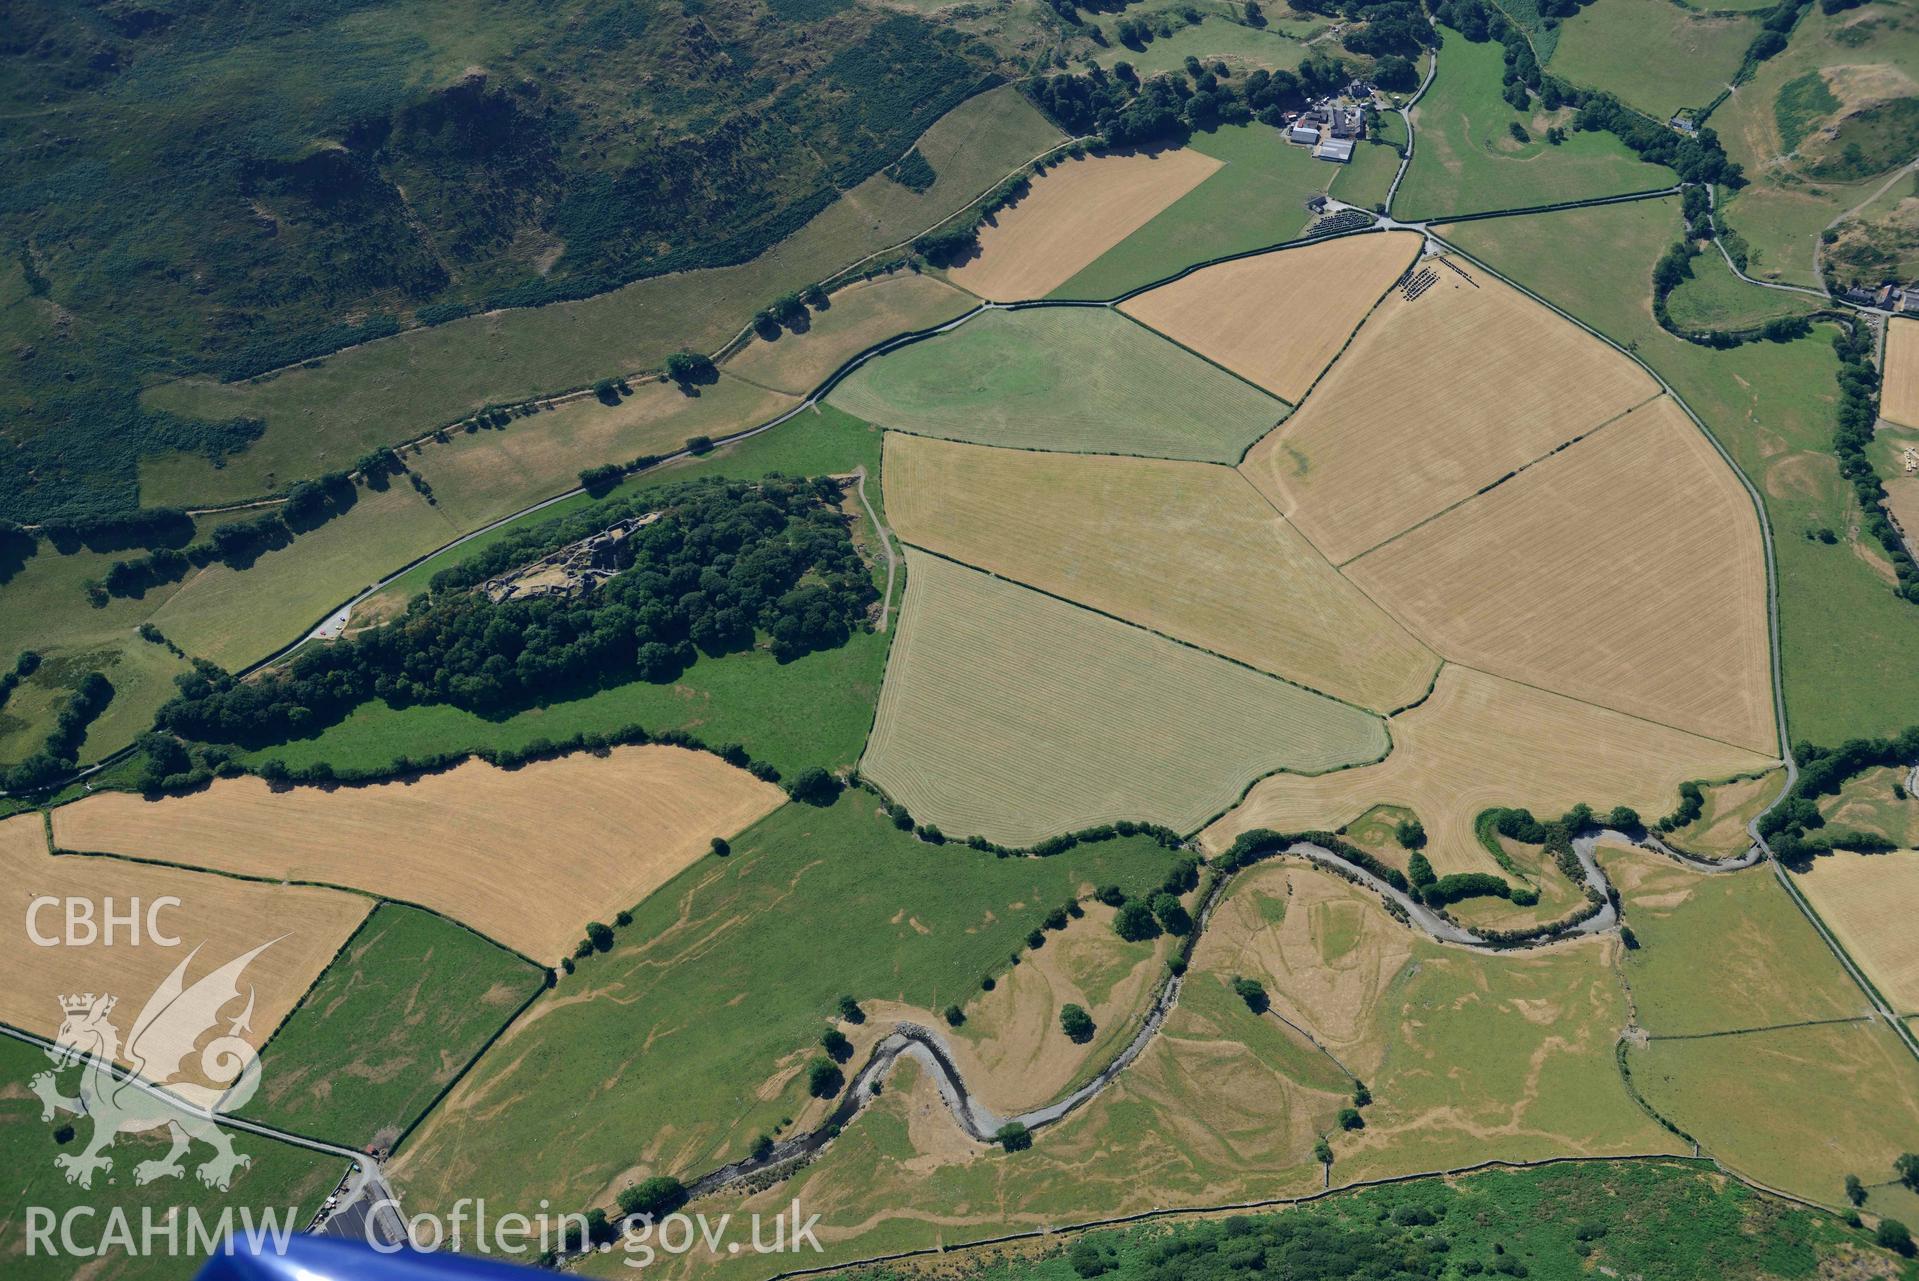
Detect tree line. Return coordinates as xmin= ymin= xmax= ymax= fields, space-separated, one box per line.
xmin=155 ymin=477 xmax=876 ymax=749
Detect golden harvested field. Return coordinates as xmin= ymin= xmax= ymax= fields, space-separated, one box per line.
xmin=883 ymin=434 xmax=1438 ymax=710
xmin=1663 ymin=771 xmax=1781 ymax=860
xmin=1796 ymin=851 xmax=1919 ymax=1013
xmin=0 ymin=813 xmax=368 ymax=1064
xmin=1118 ymin=231 xmax=1422 ymax=402
xmin=947 ymin=150 xmax=1223 ymax=301
xmin=861 ymin=550 xmax=1390 ymax=846
xmin=407 ymin=374 xmax=797 ymax=530
xmin=1884 ymin=317 xmax=1919 ymax=429
xmin=1345 ymin=396 xmax=1776 ymax=754
xmin=51 ymin=746 xmax=787 ymax=963
xmin=1240 ymin=258 xmax=1659 ymax=564
xmin=1203 ymin=666 xmax=1777 ymax=877
xmin=721 ymin=272 xmax=975 ymax=396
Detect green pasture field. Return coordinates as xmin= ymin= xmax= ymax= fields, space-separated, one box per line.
xmin=243 ymin=904 xmax=544 ymax=1149
xmin=1817 ymin=764 xmax=1919 ymax=845
xmin=827 ymin=308 xmax=1287 ymax=462
xmin=0 ymin=507 xmax=285 ymax=769
xmin=0 ymin=1037 xmax=342 ymax=1281
xmin=862 ymin=551 xmax=1388 ymax=845
xmin=1392 ymin=26 xmax=1670 ymax=222
xmin=1091 ymin=17 xmax=1310 ymax=77
xmin=1548 ymin=0 xmax=1760 ymax=120
xmin=390 ymin=789 xmax=1185 ymax=1217
xmin=954 ymin=1161 xmax=1913 ymax=1281
xmin=1594 ymin=846 xmax=1865 ymax=1034
xmin=1627 ymin=1020 xmax=1919 ymax=1207
xmin=1327 ymin=135 xmax=1404 ymax=214
xmin=1439 ymin=197 xmax=1919 ymax=743
xmin=1335 ymin=803 xmax=1419 ymax=874
xmin=1719 ymin=176 xmax=1886 ymax=288
xmin=135 ymin=87 xmax=1065 ymax=506
xmin=1051 ymin=124 xmax=1332 ymax=299
xmin=638 ymin=879 xmax=1676 ymax=1279
xmin=1445 ymin=834 xmax=1587 ymax=933
xmin=147 ymin=483 xmax=460 ymax=672
xmin=1663 ymin=249 xmax=1826 ymax=332
xmin=1339 ymin=936 xmax=1672 ymax=1182
xmin=242 ymin=626 xmax=890 ymax=782
xmin=1097 ymin=0 xmax=1331 ymax=41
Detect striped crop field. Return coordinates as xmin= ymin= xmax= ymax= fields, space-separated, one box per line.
xmin=1886 ymin=316 xmax=1919 ymax=430
xmin=826 ymin=307 xmax=1287 ymax=462
xmin=1240 ymin=257 xmax=1657 ymax=565
xmin=884 ymin=433 xmax=1438 ymax=711
xmin=860 ymin=550 xmax=1389 ymax=846
xmin=1120 ymin=231 xmax=1423 ymax=402
xmin=1345 ymin=396 xmax=1777 ymax=754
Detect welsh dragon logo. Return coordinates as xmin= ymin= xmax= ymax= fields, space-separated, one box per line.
xmin=30 ymin=940 xmax=276 ymax=1191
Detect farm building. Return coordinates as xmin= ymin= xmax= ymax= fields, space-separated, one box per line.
xmin=1289 ymin=123 xmax=1320 ymax=145
xmin=1314 ymin=138 xmax=1354 ymax=163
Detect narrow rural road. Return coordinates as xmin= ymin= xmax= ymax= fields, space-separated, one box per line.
xmin=848 ymin=464 xmax=899 ymax=633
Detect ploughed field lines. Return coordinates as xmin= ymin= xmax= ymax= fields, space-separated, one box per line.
xmin=0 ymin=812 xmax=371 ymax=1067
xmin=860 ymin=550 xmax=1389 ymax=847
xmin=1887 ymin=316 xmax=1919 ymax=431
xmin=51 ymin=745 xmax=787 ymax=964
xmin=1342 ymin=395 xmax=1776 ymax=755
